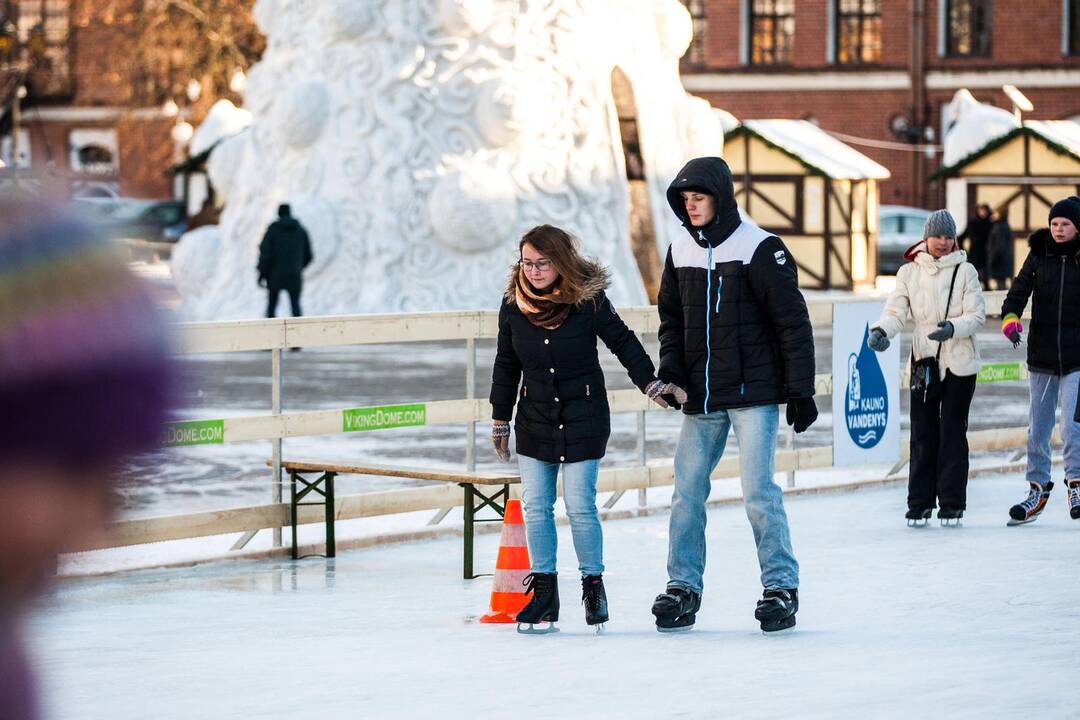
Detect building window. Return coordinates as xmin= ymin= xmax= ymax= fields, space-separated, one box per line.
xmin=1067 ymin=0 xmax=1080 ymax=55
xmin=836 ymin=0 xmax=882 ymax=64
xmin=946 ymin=0 xmax=991 ymax=58
xmin=679 ymin=0 xmax=707 ymax=68
xmin=750 ymin=0 xmax=795 ymax=65
xmin=15 ymin=0 xmax=70 ymax=97
xmin=69 ymin=129 xmax=118 ymax=176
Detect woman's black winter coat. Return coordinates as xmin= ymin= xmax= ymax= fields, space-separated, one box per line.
xmin=1001 ymin=228 xmax=1080 ymax=376
xmin=490 ymin=292 xmax=657 ymax=463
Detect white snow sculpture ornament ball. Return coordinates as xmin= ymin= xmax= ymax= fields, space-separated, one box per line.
xmin=275 ymin=82 xmax=331 ymax=149
xmin=326 ymin=0 xmax=377 ymax=41
xmin=429 ymin=164 xmax=518 ymax=254
xmin=437 ymin=0 xmax=498 ymax=35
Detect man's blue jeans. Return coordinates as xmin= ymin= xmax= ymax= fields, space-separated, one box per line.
xmin=1027 ymin=370 xmax=1080 ymax=486
xmin=667 ymin=406 xmax=799 ymax=594
xmin=518 ymin=455 xmax=603 ymax=576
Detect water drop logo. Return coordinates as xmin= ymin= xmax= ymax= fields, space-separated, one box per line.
xmin=845 ymin=324 xmax=889 ymax=449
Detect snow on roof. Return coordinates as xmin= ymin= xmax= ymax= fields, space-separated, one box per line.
xmin=942 ymin=88 xmax=1019 ymax=167
xmin=735 ymin=119 xmax=891 ymax=180
xmin=189 ymin=99 xmax=253 ymax=158
xmin=935 ymin=119 xmax=1080 ymax=178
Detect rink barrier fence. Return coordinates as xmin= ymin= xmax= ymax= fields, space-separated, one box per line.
xmin=97 ymin=291 xmax=1039 ymax=560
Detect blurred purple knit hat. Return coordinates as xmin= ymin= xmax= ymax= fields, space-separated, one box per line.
xmin=0 ymin=199 xmax=176 ymax=467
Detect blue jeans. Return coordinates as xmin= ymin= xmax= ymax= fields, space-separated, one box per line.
xmin=667 ymin=406 xmax=799 ymax=594
xmin=1027 ymin=370 xmax=1080 ymax=486
xmin=518 ymin=455 xmax=603 ymax=576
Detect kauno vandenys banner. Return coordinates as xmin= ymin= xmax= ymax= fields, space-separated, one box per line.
xmin=832 ymin=302 xmax=900 ymax=467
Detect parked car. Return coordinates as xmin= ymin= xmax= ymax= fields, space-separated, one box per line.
xmin=71 ymin=197 xmax=187 ymax=244
xmin=877 ymin=205 xmax=931 ymax=276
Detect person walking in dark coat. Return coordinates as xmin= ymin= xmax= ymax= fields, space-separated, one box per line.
xmin=1002 ymin=197 xmax=1080 ymax=525
xmin=650 ymin=156 xmax=817 ymax=635
xmin=257 ymin=204 xmax=313 ymax=318
xmin=959 ymin=204 xmax=992 ymax=287
xmin=489 ymin=224 xmax=680 ymax=633
xmin=987 ymin=207 xmax=1014 ymax=290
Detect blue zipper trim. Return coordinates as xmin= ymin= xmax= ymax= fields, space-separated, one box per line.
xmin=715 ymin=277 xmax=722 ymax=313
xmin=704 ymin=235 xmax=712 ymax=415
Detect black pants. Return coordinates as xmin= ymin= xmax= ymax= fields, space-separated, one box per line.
xmin=908 ymin=370 xmax=977 ymax=511
xmin=266 ymin=279 xmax=302 ymax=318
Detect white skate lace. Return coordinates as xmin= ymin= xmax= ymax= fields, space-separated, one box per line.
xmin=1020 ymin=485 xmax=1045 ymax=513
xmin=1069 ymin=482 xmax=1080 ymax=509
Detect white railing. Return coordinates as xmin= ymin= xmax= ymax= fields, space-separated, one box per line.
xmin=93 ymin=292 xmax=1031 ymax=553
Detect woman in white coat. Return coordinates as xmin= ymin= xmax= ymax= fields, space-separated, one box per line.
xmin=867 ymin=210 xmax=987 ymax=526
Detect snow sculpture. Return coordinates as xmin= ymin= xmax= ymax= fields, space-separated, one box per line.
xmin=174 ymin=0 xmax=725 ymax=319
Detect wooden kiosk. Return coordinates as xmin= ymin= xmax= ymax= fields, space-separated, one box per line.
xmin=723 ymin=120 xmax=890 ymax=290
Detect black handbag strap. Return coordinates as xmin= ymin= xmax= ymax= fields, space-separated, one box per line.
xmin=935 ymin=264 xmax=961 ymax=361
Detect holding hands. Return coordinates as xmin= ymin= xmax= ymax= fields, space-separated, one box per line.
xmin=646 ymin=380 xmax=687 ymax=410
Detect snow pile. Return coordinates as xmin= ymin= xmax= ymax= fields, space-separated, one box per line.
xmin=942 ymin=89 xmax=1019 ymax=168
xmin=189 ymin=99 xmax=253 ymax=157
xmin=173 ymin=0 xmax=727 ymax=319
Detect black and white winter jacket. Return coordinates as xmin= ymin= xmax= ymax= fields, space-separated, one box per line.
xmin=658 ymin=157 xmax=816 ymax=414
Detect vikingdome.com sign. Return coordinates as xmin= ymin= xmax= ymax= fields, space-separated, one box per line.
xmin=832 ymin=302 xmax=900 ymax=467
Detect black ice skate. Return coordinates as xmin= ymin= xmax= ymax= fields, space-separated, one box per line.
xmin=755 ymin=588 xmax=798 ymax=634
xmin=516 ymin=573 xmax=560 ymax=635
xmin=905 ymin=508 xmax=932 ymax=527
xmin=581 ymin=575 xmax=608 ymax=633
xmin=938 ymin=507 xmax=964 ymax=527
xmin=1008 ymin=481 xmax=1053 ymax=526
xmin=1068 ymin=480 xmax=1080 ymax=521
xmin=651 ymin=586 xmax=701 ymax=633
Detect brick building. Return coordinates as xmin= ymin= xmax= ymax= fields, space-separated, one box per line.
xmin=679 ymin=0 xmax=1080 ymax=209
xmin=0 ymin=0 xmax=179 ymax=198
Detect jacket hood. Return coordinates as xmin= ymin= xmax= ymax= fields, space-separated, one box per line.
xmin=1029 ymin=227 xmax=1080 ymax=256
xmin=666 ymin=157 xmax=741 ymax=247
xmin=503 ymin=260 xmax=610 ymax=306
xmin=912 ymin=247 xmax=967 ymax=272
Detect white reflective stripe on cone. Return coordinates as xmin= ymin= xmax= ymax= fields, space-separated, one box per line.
xmin=501 ymin=523 xmax=527 ymax=547
xmin=492 ymin=568 xmax=531 ymax=593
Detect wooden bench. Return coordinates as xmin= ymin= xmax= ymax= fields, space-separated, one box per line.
xmin=274 ymin=460 xmax=520 ymax=579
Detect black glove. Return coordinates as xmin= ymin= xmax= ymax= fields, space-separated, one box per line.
xmin=927 ymin=320 xmax=954 ymax=342
xmin=786 ymin=397 xmax=818 ymax=434
xmin=867 ymin=328 xmax=890 ymax=352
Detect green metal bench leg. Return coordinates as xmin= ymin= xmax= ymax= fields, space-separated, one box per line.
xmin=325 ymin=472 xmax=336 ymax=558
xmin=463 ymin=484 xmax=474 ymax=580
xmin=290 ymin=471 xmax=299 ymax=560
xmin=461 ymin=483 xmax=510 ymax=580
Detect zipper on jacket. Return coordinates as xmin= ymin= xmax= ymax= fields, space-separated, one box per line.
xmin=1059 ymin=256 xmax=1066 ymax=377
xmin=523 ymin=386 xmax=527 ymax=397
xmin=715 ymin=277 xmax=723 ymax=313
xmin=586 ymin=384 xmax=591 ymax=397
xmin=704 ymin=235 xmax=713 ymax=415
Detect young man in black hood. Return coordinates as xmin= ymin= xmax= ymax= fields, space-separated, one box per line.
xmin=650 ymin=156 xmax=817 ymax=633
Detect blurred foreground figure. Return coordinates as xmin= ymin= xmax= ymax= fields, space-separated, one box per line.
xmin=0 ymin=200 xmax=175 ymax=720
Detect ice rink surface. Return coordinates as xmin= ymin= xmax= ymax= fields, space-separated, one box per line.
xmin=32 ymin=472 xmax=1078 ymax=719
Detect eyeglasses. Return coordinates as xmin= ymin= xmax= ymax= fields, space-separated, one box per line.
xmin=521 ymin=259 xmax=553 ymax=272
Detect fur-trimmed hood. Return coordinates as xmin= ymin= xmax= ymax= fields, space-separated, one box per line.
xmin=503 ymin=260 xmax=611 ymax=306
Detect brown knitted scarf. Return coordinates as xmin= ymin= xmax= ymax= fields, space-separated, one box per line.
xmin=514 ymin=268 xmax=574 ymax=330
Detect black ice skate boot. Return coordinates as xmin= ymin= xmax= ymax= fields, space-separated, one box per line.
xmin=1067 ymin=480 xmax=1080 ymax=521
xmin=516 ymin=573 xmax=560 ymax=635
xmin=1008 ymin=481 xmax=1053 ymax=526
xmin=755 ymin=588 xmax=798 ymax=634
xmin=581 ymin=575 xmax=609 ymax=632
xmin=938 ymin=507 xmax=964 ymax=528
xmin=651 ymin=585 xmax=701 ymax=633
xmin=905 ymin=507 xmax=932 ymax=527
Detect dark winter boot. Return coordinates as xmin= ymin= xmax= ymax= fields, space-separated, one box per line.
xmin=938 ymin=507 xmax=964 ymax=527
xmin=755 ymin=588 xmax=798 ymax=634
xmin=1008 ymin=481 xmax=1053 ymax=526
xmin=1068 ymin=480 xmax=1080 ymax=521
xmin=905 ymin=507 xmax=932 ymax=527
xmin=581 ymin=575 xmax=609 ymax=630
xmin=516 ymin=573 xmax=560 ymax=634
xmin=651 ymin=585 xmax=701 ymax=633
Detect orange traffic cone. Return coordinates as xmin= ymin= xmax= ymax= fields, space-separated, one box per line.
xmin=479 ymin=498 xmax=531 ymax=623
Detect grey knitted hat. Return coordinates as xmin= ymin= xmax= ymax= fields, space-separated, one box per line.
xmin=923 ymin=209 xmax=957 ymax=240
